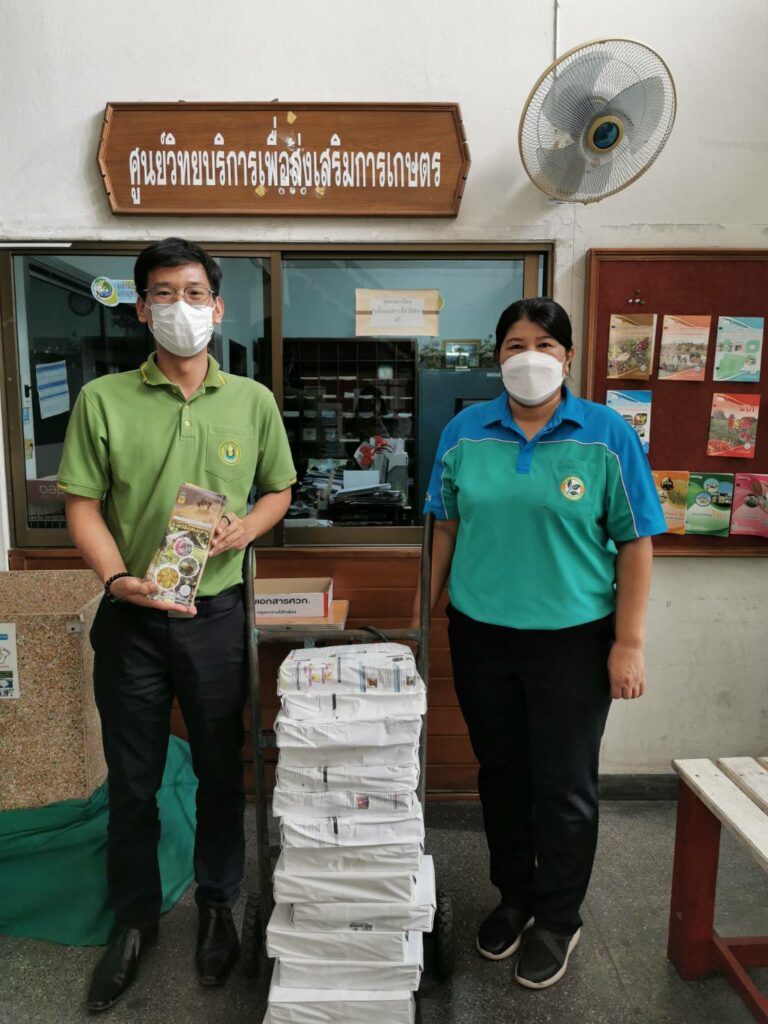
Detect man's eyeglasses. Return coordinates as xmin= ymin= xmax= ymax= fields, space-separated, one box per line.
xmin=143 ymin=286 xmax=216 ymax=306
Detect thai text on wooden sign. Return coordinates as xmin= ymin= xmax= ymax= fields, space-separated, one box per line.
xmin=97 ymin=103 xmax=470 ymax=217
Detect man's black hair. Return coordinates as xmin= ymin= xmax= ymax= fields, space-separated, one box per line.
xmin=494 ymin=297 xmax=573 ymax=355
xmin=134 ymin=237 xmax=222 ymax=298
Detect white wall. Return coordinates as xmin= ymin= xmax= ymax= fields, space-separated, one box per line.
xmin=1 ymin=0 xmax=767 ymax=770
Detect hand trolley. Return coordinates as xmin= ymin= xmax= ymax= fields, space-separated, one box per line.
xmin=240 ymin=512 xmax=455 ymax=991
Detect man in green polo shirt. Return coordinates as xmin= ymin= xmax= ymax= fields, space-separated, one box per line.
xmin=58 ymin=238 xmax=295 ymax=1012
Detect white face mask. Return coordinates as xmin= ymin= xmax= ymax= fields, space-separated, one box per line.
xmin=147 ymin=300 xmax=214 ymax=358
xmin=501 ymin=350 xmax=565 ymax=406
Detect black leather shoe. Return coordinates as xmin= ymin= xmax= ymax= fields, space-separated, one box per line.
xmin=196 ymin=906 xmax=240 ymax=987
xmin=86 ymin=924 xmax=158 ymax=1012
xmin=477 ymin=903 xmax=534 ymax=960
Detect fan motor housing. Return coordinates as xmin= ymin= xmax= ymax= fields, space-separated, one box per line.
xmin=587 ymin=115 xmax=625 ymax=153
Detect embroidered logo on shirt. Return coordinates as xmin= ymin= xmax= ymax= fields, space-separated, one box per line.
xmin=560 ymin=475 xmax=586 ymax=501
xmin=219 ymin=441 xmax=241 ymax=465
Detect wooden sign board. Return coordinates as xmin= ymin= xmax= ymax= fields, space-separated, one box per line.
xmin=97 ymin=102 xmax=470 ymax=217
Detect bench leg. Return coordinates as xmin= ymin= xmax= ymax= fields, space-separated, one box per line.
xmin=667 ymin=779 xmax=720 ymax=978
xmin=713 ymin=934 xmax=768 ymax=1024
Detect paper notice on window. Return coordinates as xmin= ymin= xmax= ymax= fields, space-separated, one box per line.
xmin=0 ymin=624 xmax=20 ymax=699
xmin=35 ymin=360 xmax=70 ymax=419
xmin=356 ymin=289 xmax=440 ymax=337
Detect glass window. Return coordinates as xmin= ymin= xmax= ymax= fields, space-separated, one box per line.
xmin=282 ymin=257 xmax=526 ymax=533
xmin=4 ymin=246 xmax=547 ymax=548
xmin=216 ymin=257 xmax=272 ymax=390
xmin=14 ymin=254 xmax=149 ymax=531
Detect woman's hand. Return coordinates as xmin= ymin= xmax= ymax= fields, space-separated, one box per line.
xmin=607 ymin=641 xmax=645 ymax=700
xmin=209 ymin=512 xmax=253 ymax=556
xmin=109 ymin=575 xmax=196 ymax=616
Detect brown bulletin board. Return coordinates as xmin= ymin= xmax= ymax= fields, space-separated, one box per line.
xmin=583 ymin=249 xmax=768 ymax=555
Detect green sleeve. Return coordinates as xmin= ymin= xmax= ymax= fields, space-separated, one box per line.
xmin=57 ymin=391 xmax=110 ymax=499
xmin=254 ymin=394 xmax=296 ymax=494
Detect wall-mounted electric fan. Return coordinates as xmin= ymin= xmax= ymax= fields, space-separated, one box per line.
xmin=519 ymin=38 xmax=677 ymax=203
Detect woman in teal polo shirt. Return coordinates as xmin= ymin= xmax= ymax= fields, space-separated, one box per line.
xmin=424 ymin=297 xmax=665 ymax=990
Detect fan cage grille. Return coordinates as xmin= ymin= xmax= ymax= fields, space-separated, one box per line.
xmin=519 ymin=39 xmax=676 ymax=203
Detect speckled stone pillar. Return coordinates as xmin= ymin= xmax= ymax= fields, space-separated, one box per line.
xmin=0 ymin=570 xmax=105 ymax=810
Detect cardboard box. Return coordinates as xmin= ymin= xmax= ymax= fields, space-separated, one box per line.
xmin=275 ymin=712 xmax=422 ymax=753
xmin=280 ymin=689 xmax=426 ymax=722
xmin=265 ymin=963 xmax=415 ymax=1024
xmin=253 ymin=578 xmax=333 ymax=618
xmin=276 ymin=740 xmax=419 ymax=770
xmin=255 ymin=600 xmax=348 ymax=631
xmin=279 ymin=802 xmax=425 ymax=849
xmin=266 ymin=903 xmax=409 ymax=962
xmin=278 ymin=642 xmax=418 ymax=694
xmin=275 ymin=762 xmax=420 ymax=794
xmin=273 ymin=851 xmax=417 ymax=904
xmin=277 ymin=930 xmax=423 ymax=991
xmin=272 ymin=784 xmax=417 ymax=820
xmin=280 ymin=843 xmax=422 ymax=875
xmin=291 ymin=855 xmax=435 ymax=934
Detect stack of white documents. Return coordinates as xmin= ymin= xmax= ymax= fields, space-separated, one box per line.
xmin=264 ymin=643 xmax=435 ymax=1024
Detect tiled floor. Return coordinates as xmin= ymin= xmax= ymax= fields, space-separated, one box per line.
xmin=0 ymin=801 xmax=765 ymax=1024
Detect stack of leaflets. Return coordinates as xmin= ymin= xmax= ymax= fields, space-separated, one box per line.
xmin=144 ymin=483 xmax=227 ymax=607
xmin=263 ymin=643 xmax=434 ymax=1024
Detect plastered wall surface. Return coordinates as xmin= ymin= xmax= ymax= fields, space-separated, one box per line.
xmin=1 ymin=0 xmax=766 ymax=770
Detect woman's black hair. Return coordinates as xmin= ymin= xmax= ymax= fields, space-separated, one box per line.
xmin=134 ymin=237 xmax=222 ymax=298
xmin=494 ymin=297 xmax=572 ymax=355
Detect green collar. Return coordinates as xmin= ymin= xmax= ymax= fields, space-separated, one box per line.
xmin=139 ymin=352 xmax=226 ymax=390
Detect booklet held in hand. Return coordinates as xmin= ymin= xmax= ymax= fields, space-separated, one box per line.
xmin=144 ymin=483 xmax=227 ymax=607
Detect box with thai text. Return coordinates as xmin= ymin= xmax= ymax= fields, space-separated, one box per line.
xmin=253 ymin=577 xmax=333 ymax=618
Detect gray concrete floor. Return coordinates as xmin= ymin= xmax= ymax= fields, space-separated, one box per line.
xmin=0 ymin=800 xmax=766 ymax=1024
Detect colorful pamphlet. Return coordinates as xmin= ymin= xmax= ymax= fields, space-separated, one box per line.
xmin=684 ymin=473 xmax=734 ymax=537
xmin=729 ymin=474 xmax=768 ymax=538
xmin=658 ymin=315 xmax=711 ymax=381
xmin=713 ymin=316 xmax=764 ymax=382
xmin=706 ymin=393 xmax=760 ymax=459
xmin=606 ymin=313 xmax=657 ymax=380
xmin=651 ymin=471 xmax=689 ymax=535
xmin=606 ymin=390 xmax=652 ymax=453
xmin=144 ymin=483 xmax=227 ymax=607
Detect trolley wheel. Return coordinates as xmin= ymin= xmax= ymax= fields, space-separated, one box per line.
xmin=241 ymin=892 xmax=264 ymax=979
xmin=424 ymin=888 xmax=455 ymax=981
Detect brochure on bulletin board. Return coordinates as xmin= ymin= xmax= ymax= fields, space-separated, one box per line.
xmin=730 ymin=473 xmax=768 ymax=538
xmin=713 ymin=316 xmax=764 ymax=382
xmin=606 ymin=391 xmax=652 ymax=453
xmin=652 ymin=471 xmax=689 ymax=535
xmin=684 ymin=473 xmax=734 ymax=537
xmin=606 ymin=313 xmax=657 ymax=380
xmin=706 ymin=393 xmax=760 ymax=459
xmin=657 ymin=315 xmax=711 ymax=381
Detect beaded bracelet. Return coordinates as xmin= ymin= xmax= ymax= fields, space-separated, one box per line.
xmin=104 ymin=571 xmax=131 ymax=599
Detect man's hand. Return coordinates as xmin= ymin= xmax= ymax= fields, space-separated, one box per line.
xmin=209 ymin=512 xmax=253 ymax=556
xmin=607 ymin=641 xmax=645 ymax=700
xmin=109 ymin=575 xmax=196 ymax=616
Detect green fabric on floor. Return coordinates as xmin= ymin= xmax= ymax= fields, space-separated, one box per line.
xmin=0 ymin=735 xmax=197 ymax=946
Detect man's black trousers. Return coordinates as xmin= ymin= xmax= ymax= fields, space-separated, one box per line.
xmin=447 ymin=605 xmax=613 ymax=936
xmin=91 ymin=587 xmax=247 ymax=930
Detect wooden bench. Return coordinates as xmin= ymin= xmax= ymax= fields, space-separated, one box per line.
xmin=668 ymin=757 xmax=768 ymax=1023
